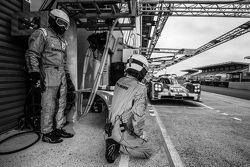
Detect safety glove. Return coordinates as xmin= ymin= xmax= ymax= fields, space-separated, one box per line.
xmin=65 ymin=73 xmax=76 ymax=113
xmin=66 ymin=73 xmax=75 ymax=92
xmin=29 ymin=72 xmax=40 ymax=86
xmin=29 ymin=72 xmax=45 ymax=92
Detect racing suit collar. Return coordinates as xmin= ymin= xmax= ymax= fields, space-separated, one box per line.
xmin=126 ymin=74 xmax=139 ymax=81
xmin=48 ymin=27 xmax=64 ymax=39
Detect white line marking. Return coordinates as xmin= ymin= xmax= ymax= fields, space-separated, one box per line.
xmin=118 ymin=154 xmax=129 ymax=167
xmin=155 ymin=106 xmax=182 ymax=108
xmin=152 ymin=106 xmax=184 ymax=167
xmin=196 ymin=102 xmax=214 ymax=110
xmin=215 ymin=110 xmax=220 ymax=112
xmin=187 ymin=107 xmax=207 ymax=109
xmin=233 ymin=117 xmax=242 ymax=121
xmin=149 ymin=108 xmax=156 ymax=116
xmin=221 ymin=113 xmax=229 ymax=116
xmin=150 ymin=113 xmax=156 ymax=116
xmin=156 ymin=106 xmax=206 ymax=109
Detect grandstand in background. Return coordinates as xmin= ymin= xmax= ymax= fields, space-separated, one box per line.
xmin=182 ymin=62 xmax=250 ymax=88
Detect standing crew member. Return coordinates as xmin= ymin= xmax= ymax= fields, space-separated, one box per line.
xmin=104 ymin=54 xmax=153 ymax=163
xmin=25 ymin=9 xmax=74 ymax=143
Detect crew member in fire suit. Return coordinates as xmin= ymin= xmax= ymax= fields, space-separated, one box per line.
xmin=25 ymin=9 xmax=74 ymax=143
xmin=104 ymin=54 xmax=153 ymax=163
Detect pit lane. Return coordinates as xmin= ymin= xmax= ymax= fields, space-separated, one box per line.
xmin=1 ymin=90 xmax=249 ymax=167
xmin=151 ymin=91 xmax=250 ymax=167
xmin=150 ymin=99 xmax=203 ymax=108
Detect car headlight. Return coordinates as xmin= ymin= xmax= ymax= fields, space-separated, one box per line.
xmin=194 ymin=85 xmax=201 ymax=92
xmin=154 ymin=84 xmax=162 ymax=91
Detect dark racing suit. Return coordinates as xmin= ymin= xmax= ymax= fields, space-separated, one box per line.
xmin=25 ymin=28 xmax=68 ymax=134
xmin=106 ymin=75 xmax=153 ymax=158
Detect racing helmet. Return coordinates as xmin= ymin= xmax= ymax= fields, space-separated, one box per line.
xmin=49 ymin=9 xmax=70 ymax=35
xmin=125 ymin=54 xmax=149 ymax=81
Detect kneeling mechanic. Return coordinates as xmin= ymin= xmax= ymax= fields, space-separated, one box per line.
xmin=104 ymin=54 xmax=153 ymax=163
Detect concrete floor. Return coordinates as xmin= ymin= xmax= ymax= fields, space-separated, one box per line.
xmin=0 ymin=110 xmax=169 ymax=167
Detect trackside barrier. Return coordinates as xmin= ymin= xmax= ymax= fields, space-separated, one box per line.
xmin=228 ymin=82 xmax=250 ymax=90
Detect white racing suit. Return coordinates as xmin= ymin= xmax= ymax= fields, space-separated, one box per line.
xmin=106 ymin=75 xmax=153 ymax=158
xmin=25 ymin=28 xmax=68 ymax=134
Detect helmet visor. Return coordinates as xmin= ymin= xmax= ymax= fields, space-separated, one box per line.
xmin=56 ymin=18 xmax=69 ymax=30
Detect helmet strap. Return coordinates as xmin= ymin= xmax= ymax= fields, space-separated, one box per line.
xmin=126 ymin=68 xmax=145 ymax=82
xmin=126 ymin=56 xmax=148 ymax=82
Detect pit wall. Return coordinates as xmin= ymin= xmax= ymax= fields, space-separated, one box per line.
xmin=228 ymin=82 xmax=250 ymax=91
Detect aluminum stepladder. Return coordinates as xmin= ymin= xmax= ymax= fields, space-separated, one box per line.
xmin=78 ymin=19 xmax=118 ymax=120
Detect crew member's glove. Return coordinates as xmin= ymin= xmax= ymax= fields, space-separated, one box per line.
xmin=65 ymin=73 xmax=76 ymax=113
xmin=66 ymin=73 xmax=75 ymax=92
xmin=29 ymin=72 xmax=41 ymax=87
xmin=29 ymin=72 xmax=45 ymax=92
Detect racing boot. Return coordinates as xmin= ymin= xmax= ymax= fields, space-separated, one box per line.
xmin=105 ymin=139 xmax=120 ymax=163
xmin=42 ymin=132 xmax=63 ymax=144
xmin=54 ymin=128 xmax=74 ymax=138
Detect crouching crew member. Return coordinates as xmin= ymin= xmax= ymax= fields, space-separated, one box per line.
xmin=25 ymin=9 xmax=74 ymax=144
xmin=104 ymin=54 xmax=153 ymax=163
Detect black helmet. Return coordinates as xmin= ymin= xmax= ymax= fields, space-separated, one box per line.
xmin=49 ymin=9 xmax=70 ymax=35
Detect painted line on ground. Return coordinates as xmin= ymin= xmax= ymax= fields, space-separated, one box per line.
xmin=232 ymin=117 xmax=242 ymax=121
xmin=196 ymin=102 xmax=214 ymax=110
xmin=152 ymin=106 xmax=184 ymax=167
xmin=221 ymin=113 xmax=229 ymax=116
xmin=118 ymin=154 xmax=129 ymax=167
xmin=187 ymin=107 xmax=207 ymax=109
xmin=155 ymin=106 xmax=207 ymax=109
xmin=154 ymin=106 xmax=180 ymax=108
xmin=149 ymin=108 xmax=156 ymax=116
xmin=150 ymin=113 xmax=156 ymax=116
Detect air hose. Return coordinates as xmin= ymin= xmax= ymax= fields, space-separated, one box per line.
xmin=0 ymin=85 xmax=41 ymax=155
xmin=0 ymin=131 xmax=41 ymax=155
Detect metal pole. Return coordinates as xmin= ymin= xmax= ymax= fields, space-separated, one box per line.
xmin=79 ymin=18 xmax=118 ymax=119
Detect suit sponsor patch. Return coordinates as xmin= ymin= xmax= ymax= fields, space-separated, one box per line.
xmin=117 ymin=82 xmax=128 ymax=90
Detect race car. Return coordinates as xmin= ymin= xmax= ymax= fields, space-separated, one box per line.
xmin=147 ymin=75 xmax=201 ymax=101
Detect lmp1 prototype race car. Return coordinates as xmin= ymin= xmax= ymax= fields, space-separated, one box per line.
xmin=147 ymin=75 xmax=201 ymax=101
